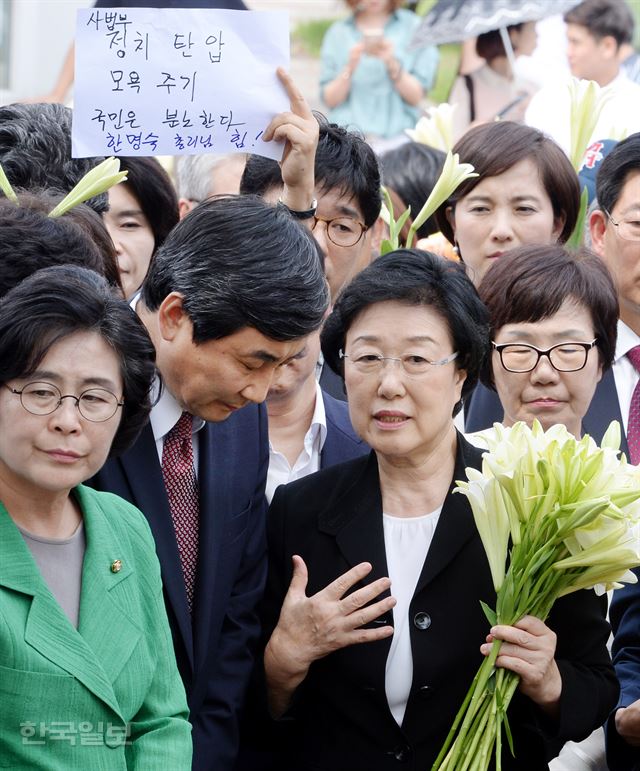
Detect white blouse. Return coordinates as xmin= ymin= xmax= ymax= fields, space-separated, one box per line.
xmin=383 ymin=507 xmax=442 ymax=726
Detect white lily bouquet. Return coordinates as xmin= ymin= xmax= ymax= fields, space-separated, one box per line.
xmin=433 ymin=420 xmax=640 ymax=771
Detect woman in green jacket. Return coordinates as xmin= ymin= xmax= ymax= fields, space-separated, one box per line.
xmin=0 ymin=265 xmax=192 ymax=770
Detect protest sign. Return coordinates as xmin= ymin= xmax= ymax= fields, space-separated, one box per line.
xmin=72 ymin=7 xmax=289 ymax=159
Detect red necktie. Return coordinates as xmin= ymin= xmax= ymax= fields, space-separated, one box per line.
xmin=626 ymin=346 xmax=640 ymax=465
xmin=161 ymin=411 xmax=199 ymax=610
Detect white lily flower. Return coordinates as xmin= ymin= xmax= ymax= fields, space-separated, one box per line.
xmin=407 ymin=151 xmax=477 ymax=245
xmin=49 ymin=157 xmax=128 ymax=218
xmin=405 ymin=103 xmax=456 ymax=152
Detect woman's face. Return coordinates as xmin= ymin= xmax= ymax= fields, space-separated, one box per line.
xmin=105 ymin=183 xmax=155 ymax=299
xmin=492 ymin=299 xmax=602 ymax=437
xmin=448 ymin=158 xmax=564 ymax=286
xmin=0 ymin=332 xmax=124 ymax=499
xmin=344 ymin=300 xmax=466 ymax=465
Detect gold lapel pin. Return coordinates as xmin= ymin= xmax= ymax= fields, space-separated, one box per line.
xmin=110 ymin=559 xmax=122 ymax=573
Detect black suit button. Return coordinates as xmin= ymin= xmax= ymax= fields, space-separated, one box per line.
xmin=418 ymin=685 xmax=433 ymax=699
xmin=389 ymin=744 xmax=411 ymax=762
xmin=413 ymin=611 xmax=431 ymax=630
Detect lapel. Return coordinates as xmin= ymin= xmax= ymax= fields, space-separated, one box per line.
xmin=0 ymin=495 xmax=134 ymax=719
xmin=115 ymin=423 xmax=194 ymax=669
xmin=318 ymin=452 xmax=393 ymax=693
xmin=192 ymin=421 xmax=224 ymax=667
xmin=321 ymin=392 xmax=365 ymax=469
xmin=75 ymin=486 xmax=144 ymax=690
xmin=413 ymin=435 xmax=483 ymax=595
xmin=583 ymin=367 xmax=629 ymax=457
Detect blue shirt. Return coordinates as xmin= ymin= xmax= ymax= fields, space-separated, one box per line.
xmin=320 ymin=9 xmax=438 ymax=140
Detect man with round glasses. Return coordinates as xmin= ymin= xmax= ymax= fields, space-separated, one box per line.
xmin=240 ymin=117 xmax=383 ymax=403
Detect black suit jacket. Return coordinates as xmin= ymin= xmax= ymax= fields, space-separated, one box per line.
xmin=607 ymin=567 xmax=640 ymax=771
xmin=319 ymin=362 xmax=346 ymax=402
xmin=90 ymin=403 xmax=269 ymax=771
xmin=321 ymin=390 xmax=367 ymax=468
xmin=260 ymin=437 xmax=617 ymax=771
xmin=464 ymin=370 xmax=629 ymax=457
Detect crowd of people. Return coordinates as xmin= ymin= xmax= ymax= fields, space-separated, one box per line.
xmin=2 ymin=0 xmax=640 ymax=770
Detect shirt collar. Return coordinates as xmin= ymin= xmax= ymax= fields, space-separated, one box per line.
xmin=615 ymin=319 xmax=640 ymax=363
xmin=309 ymin=381 xmax=328 ymax=451
xmin=149 ymin=380 xmax=206 ymax=442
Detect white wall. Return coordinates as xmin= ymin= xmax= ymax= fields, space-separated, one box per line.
xmin=4 ymin=0 xmax=86 ymax=103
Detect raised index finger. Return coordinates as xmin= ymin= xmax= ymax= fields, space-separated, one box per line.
xmin=276 ymin=66 xmax=313 ymax=119
xmin=322 ymin=562 xmax=374 ymax=601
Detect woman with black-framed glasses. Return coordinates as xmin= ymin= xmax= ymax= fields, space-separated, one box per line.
xmin=0 ymin=265 xmax=192 ymax=769
xmin=474 ymin=243 xmax=619 ymax=440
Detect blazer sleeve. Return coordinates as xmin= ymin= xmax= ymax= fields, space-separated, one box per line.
xmin=190 ymin=407 xmax=270 ymax=770
xmin=113 ymin=501 xmax=193 ymax=770
xmin=606 ymin=571 xmax=640 ymax=771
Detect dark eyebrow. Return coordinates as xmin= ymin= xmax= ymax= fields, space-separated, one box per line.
xmin=351 ymin=335 xmax=439 ymax=345
xmin=114 ymin=208 xmax=145 ymax=218
xmin=244 ymin=350 xmax=280 ymax=364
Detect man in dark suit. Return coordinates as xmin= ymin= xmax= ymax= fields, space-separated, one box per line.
xmin=91 ymin=155 xmax=329 ymax=771
xmin=265 ymin=328 xmax=367 ymax=503
xmin=607 ymin=570 xmax=640 ymax=770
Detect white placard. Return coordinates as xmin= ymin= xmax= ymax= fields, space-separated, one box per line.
xmin=72 ymin=7 xmax=290 ymax=159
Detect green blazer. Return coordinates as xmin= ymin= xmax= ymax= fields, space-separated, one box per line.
xmin=0 ymin=485 xmax=192 ymax=770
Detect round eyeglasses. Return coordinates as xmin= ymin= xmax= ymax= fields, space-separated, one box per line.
xmin=604 ymin=209 xmax=640 ymax=242
xmin=339 ymin=349 xmax=459 ymax=378
xmin=492 ymin=340 xmax=598 ymax=373
xmin=311 ymin=215 xmax=368 ymax=248
xmin=5 ymin=381 xmax=124 ymax=422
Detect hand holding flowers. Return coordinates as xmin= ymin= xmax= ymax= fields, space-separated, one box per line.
xmin=433 ymin=420 xmax=640 ymax=771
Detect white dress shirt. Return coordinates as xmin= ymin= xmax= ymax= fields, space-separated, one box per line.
xmin=266 ymin=382 xmax=328 ymax=504
xmin=149 ymin=380 xmax=206 ymax=474
xmin=383 ymin=507 xmax=442 ymax=726
xmin=611 ymin=320 xmax=640 ymax=436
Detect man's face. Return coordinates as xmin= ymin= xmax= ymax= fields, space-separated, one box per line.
xmin=566 ymin=23 xmax=615 ymax=82
xmin=590 ymin=170 xmax=640 ymax=333
xmin=266 ymin=331 xmax=322 ymax=405
xmin=152 ymin=293 xmax=308 ymax=421
xmin=312 ymin=187 xmax=374 ymax=304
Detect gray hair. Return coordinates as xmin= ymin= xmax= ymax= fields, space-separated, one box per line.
xmin=174 ymin=153 xmax=246 ymax=201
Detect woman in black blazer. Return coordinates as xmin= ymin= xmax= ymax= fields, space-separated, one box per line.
xmin=261 ymin=250 xmax=618 ymax=771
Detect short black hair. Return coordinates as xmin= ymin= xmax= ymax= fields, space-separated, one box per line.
xmin=478 ymin=244 xmax=618 ymax=388
xmin=435 ymin=121 xmax=580 ymax=247
xmin=0 ymin=103 xmax=108 ymax=215
xmin=0 ymin=266 xmax=155 ymax=456
xmin=564 ymin=0 xmax=634 ymax=47
xmin=239 ymin=155 xmax=282 ymax=197
xmin=117 ymin=157 xmax=179 ymax=250
xmin=595 ymin=132 xmax=640 ymax=214
xmin=141 ymin=194 xmax=329 ymax=343
xmin=379 ymin=142 xmax=446 ymax=238
xmin=0 ymin=192 xmax=122 ymax=298
xmin=321 ymin=249 xmax=490 ymax=415
xmin=315 ymin=117 xmax=381 ymax=227
xmin=240 ymin=116 xmax=382 ymax=227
